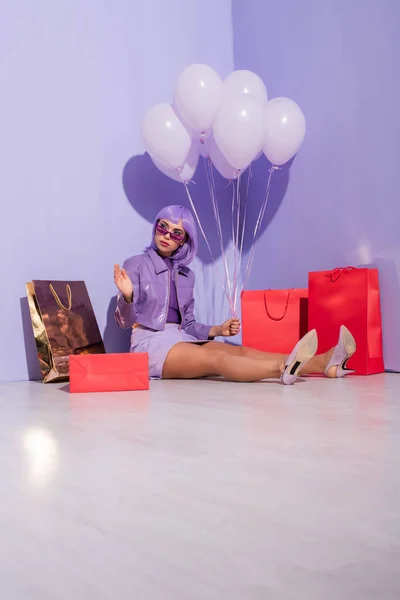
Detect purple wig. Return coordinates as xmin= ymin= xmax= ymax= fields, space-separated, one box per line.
xmin=148 ymin=205 xmax=198 ymax=266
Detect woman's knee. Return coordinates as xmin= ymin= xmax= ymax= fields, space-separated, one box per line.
xmin=202 ymin=347 xmax=229 ymax=372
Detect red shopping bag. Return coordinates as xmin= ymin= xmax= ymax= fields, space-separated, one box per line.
xmin=241 ymin=289 xmax=308 ymax=353
xmin=308 ymin=267 xmax=384 ymax=375
xmin=69 ymin=353 xmax=149 ymax=393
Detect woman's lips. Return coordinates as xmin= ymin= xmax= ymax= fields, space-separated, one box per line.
xmin=160 ymin=240 xmax=170 ymax=247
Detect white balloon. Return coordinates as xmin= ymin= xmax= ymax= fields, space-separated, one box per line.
xmin=152 ymin=142 xmax=199 ymax=183
xmin=213 ymin=93 xmax=265 ymax=171
xmin=141 ymin=103 xmax=191 ymax=169
xmin=224 ymin=70 xmax=268 ymax=105
xmin=263 ymin=97 xmax=306 ymax=166
xmin=208 ymin=137 xmax=239 ymax=180
xmin=173 ymin=63 xmax=223 ymax=135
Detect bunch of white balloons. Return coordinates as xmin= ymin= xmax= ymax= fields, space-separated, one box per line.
xmin=141 ymin=64 xmax=306 ymax=182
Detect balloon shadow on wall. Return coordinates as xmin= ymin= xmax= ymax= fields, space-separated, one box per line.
xmin=122 ymin=152 xmax=289 ymax=264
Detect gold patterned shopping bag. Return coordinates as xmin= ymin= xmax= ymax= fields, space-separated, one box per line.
xmin=26 ymin=280 xmax=105 ymax=382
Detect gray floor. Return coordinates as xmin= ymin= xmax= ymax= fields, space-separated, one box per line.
xmin=0 ymin=374 xmax=399 ymax=599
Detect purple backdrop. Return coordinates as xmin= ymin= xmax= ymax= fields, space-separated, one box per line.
xmin=233 ymin=0 xmax=400 ymax=370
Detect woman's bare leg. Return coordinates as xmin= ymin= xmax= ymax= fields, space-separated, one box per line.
xmin=162 ymin=342 xmax=284 ymax=382
xmin=203 ymin=341 xmax=334 ymax=375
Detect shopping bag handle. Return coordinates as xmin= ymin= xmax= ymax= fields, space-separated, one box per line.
xmin=264 ymin=290 xmax=291 ymax=321
xmin=49 ymin=283 xmax=72 ymax=311
xmin=325 ymin=266 xmax=356 ymax=283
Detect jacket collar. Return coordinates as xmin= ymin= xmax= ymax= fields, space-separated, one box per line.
xmin=146 ymin=247 xmax=189 ymax=277
xmin=147 ymin=247 xmax=168 ymax=274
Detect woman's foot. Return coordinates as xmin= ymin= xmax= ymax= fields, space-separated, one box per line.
xmin=281 ymin=330 xmax=318 ymax=385
xmin=324 ymin=325 xmax=356 ymax=378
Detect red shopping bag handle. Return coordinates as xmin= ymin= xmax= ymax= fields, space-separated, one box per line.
xmin=325 ymin=266 xmax=356 ymax=283
xmin=264 ymin=290 xmax=291 ymax=321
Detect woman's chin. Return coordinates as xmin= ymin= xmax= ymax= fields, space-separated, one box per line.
xmin=156 ymin=245 xmax=173 ymax=257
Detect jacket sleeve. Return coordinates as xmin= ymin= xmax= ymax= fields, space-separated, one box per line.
xmin=182 ymin=272 xmax=213 ymax=340
xmin=114 ymin=258 xmax=140 ymax=329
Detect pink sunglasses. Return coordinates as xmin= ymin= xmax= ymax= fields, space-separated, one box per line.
xmin=156 ymin=221 xmax=186 ymax=243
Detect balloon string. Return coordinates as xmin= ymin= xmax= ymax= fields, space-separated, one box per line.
xmin=240 ymin=164 xmax=252 ymax=270
xmin=242 ymin=165 xmax=279 ymax=292
xmin=231 ymin=181 xmax=237 ymax=313
xmin=231 ymin=178 xmax=236 ymax=255
xmin=238 ymin=164 xmax=252 ymax=303
xmin=204 ymin=156 xmax=233 ymax=303
xmin=181 ymin=178 xmax=235 ymax=316
xmin=233 ymin=174 xmax=242 ymax=314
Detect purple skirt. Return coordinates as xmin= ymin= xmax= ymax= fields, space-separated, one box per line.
xmin=130 ymin=324 xmax=208 ymax=379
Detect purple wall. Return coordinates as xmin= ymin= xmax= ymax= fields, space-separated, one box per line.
xmin=233 ymin=0 xmax=400 ymax=370
xmin=0 ymin=0 xmax=233 ymax=382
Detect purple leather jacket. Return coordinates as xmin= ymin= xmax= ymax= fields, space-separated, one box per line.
xmin=115 ymin=248 xmax=212 ymax=340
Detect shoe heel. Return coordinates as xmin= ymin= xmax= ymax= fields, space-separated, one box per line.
xmin=325 ymin=325 xmax=357 ymax=378
xmin=282 ymin=330 xmax=318 ymax=385
xmin=342 ymin=326 xmax=356 ymax=358
xmin=337 ymin=366 xmax=355 ymax=377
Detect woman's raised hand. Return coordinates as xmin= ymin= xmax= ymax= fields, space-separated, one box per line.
xmin=114 ymin=264 xmax=133 ymax=302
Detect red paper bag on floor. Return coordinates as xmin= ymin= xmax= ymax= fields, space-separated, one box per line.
xmin=241 ymin=289 xmax=308 ymax=353
xmin=69 ymin=353 xmax=149 ymax=393
xmin=308 ymin=267 xmax=384 ymax=375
